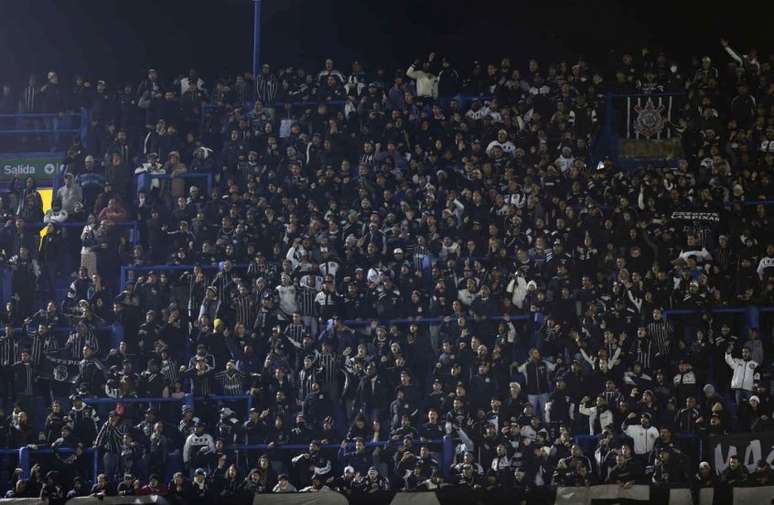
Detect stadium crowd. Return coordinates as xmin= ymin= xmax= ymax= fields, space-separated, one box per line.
xmin=0 ymin=38 xmax=772 ymax=504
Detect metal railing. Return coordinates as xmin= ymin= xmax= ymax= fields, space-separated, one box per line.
xmin=0 ymin=109 xmax=91 ymax=152
xmin=134 ymin=171 xmax=213 ymax=196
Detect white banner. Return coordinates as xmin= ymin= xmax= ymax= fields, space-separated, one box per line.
xmin=668 ymin=488 xmax=693 ymax=505
xmin=733 ymin=485 xmax=774 ymax=504
xmin=390 ymin=491 xmax=442 ymax=505
xmin=68 ymin=497 xmax=168 ymax=505
xmin=556 ymin=484 xmax=650 ymax=504
xmin=252 ymin=490 xmax=349 ymax=505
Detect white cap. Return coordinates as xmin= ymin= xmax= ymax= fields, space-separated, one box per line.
xmin=749 ymin=395 xmax=760 ymax=403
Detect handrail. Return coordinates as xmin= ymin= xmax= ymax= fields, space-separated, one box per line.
xmin=0 ymin=129 xmax=81 ymax=134
xmin=24 ymin=220 xmax=139 ymax=229
xmin=16 ymin=446 xmax=97 ymax=480
xmin=607 ymin=92 xmax=686 ymax=98
xmin=134 ymin=171 xmax=213 ymax=195
xmin=0 ymin=108 xmax=91 ymax=152
xmin=230 ymin=439 xmax=445 ymax=451
xmin=203 ymin=94 xmax=494 ymax=112
xmin=82 ymin=394 xmax=251 ymax=404
xmin=0 ymin=112 xmax=84 ymax=118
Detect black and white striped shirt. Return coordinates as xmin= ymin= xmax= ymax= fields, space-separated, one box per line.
xmin=647 ymin=321 xmax=673 ymax=357
xmin=215 ymin=369 xmax=245 ymax=396
xmin=211 ymin=271 xmax=234 ymax=306
xmin=233 ymin=294 xmax=257 ymax=329
xmin=284 ymin=322 xmax=307 ymax=345
xmin=161 ymin=359 xmax=179 ymax=386
xmin=359 ymin=152 xmax=375 ymax=168
xmin=255 ymin=75 xmax=279 ymax=105
xmin=297 ymin=367 xmax=317 ymax=401
xmin=20 ymin=85 xmax=38 ymax=113
xmin=65 ymin=332 xmax=99 ymax=360
xmin=189 ymin=368 xmax=214 ymax=396
xmin=317 ymin=352 xmax=339 ymax=388
xmin=0 ymin=333 xmax=19 ymax=366
xmin=95 ymin=420 xmax=128 ymax=454
xmin=296 ymin=286 xmax=317 ymax=317
xmin=635 ymin=338 xmax=654 ymax=371
xmin=28 ymin=334 xmax=58 ymax=366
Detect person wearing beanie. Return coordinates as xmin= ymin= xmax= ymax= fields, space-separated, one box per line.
xmin=737 ymin=394 xmax=774 ymax=432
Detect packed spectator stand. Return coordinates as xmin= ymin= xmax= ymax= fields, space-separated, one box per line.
xmin=0 ymin=39 xmax=772 ymax=504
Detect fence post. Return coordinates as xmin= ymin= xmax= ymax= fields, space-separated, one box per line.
xmin=79 ymin=108 xmax=90 ymax=150
xmin=92 ymin=447 xmax=100 ymax=483
xmin=119 ymin=265 xmax=127 ymax=292
xmin=745 ymin=305 xmax=760 ymax=331
xmin=17 ymin=446 xmax=30 ymax=479
xmin=441 ymin=435 xmax=453 ymax=479
xmin=129 ymin=222 xmax=139 ymax=245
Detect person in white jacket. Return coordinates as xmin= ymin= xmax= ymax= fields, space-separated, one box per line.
xmin=578 ymin=395 xmax=614 ymax=435
xmin=406 ymin=53 xmax=439 ymax=99
xmin=183 ymin=422 xmax=215 ymax=472
xmin=726 ymin=346 xmax=758 ymax=405
xmin=622 ymin=414 xmax=660 ymax=457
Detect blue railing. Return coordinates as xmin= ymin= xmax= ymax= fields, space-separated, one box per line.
xmin=24 ymin=219 xmax=140 ymax=243
xmin=117 ymin=262 xmax=774 ymax=326
xmin=3 ymin=436 xmax=452 ymax=489
xmin=0 ymin=109 xmax=91 ymax=151
xmin=134 ymin=171 xmax=213 ymax=196
xmin=2 ymin=425 xmax=702 ymax=488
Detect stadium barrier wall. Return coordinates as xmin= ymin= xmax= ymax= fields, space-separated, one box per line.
xmin=2 ymin=486 xmax=768 ymax=505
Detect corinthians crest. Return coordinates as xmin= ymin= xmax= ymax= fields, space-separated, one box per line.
xmin=632 ymin=97 xmax=666 ymax=139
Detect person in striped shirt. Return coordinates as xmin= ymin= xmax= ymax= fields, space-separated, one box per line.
xmin=647 ymin=308 xmax=675 ymax=370
xmin=215 ymin=359 xmax=245 ymax=396
xmin=231 ymin=283 xmax=257 ymax=329
xmin=94 ymin=410 xmax=129 ymax=480
xmin=0 ymin=324 xmax=20 ymax=367
xmin=296 ymin=277 xmax=319 ymax=339
xmin=64 ymin=322 xmax=99 ymax=360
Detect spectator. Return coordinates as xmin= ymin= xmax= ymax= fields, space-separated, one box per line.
xmin=725 ymin=345 xmax=758 ymax=405
xmin=517 ymin=348 xmax=556 ymax=420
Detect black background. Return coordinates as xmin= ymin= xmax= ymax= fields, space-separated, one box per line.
xmin=0 ymin=0 xmax=770 ymax=85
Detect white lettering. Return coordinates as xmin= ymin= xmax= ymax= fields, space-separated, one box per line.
xmin=743 ymin=440 xmax=761 ymax=471
xmin=714 ymin=444 xmax=736 ymax=474
xmin=3 ymin=163 xmax=37 ymax=175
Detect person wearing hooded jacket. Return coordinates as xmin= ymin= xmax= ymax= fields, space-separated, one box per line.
xmin=725 ymin=345 xmax=758 ymax=405
xmin=406 ymin=54 xmax=439 ymax=99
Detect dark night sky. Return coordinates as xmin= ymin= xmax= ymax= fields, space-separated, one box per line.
xmin=0 ymin=0 xmax=770 ymax=85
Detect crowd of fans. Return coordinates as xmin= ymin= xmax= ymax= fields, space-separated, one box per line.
xmin=0 ymin=38 xmax=773 ymax=504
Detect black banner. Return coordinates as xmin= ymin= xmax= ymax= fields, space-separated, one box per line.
xmin=706 ymin=431 xmax=774 ymax=473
